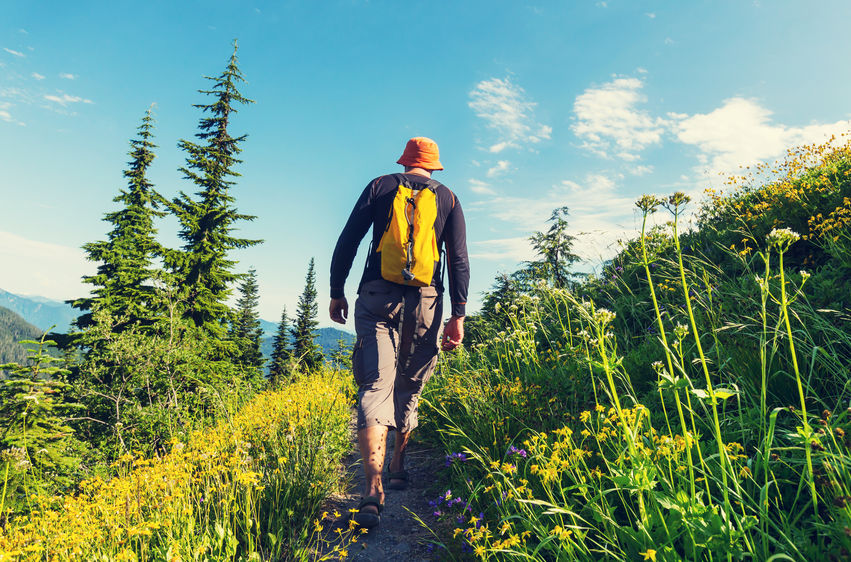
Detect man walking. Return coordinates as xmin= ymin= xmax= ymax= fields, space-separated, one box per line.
xmin=329 ymin=137 xmax=469 ymax=528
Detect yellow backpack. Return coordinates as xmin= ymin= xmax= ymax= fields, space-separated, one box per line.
xmin=376 ymin=181 xmax=439 ymax=287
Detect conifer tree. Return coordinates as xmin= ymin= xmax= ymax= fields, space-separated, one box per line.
xmin=291 ymin=258 xmax=322 ymax=371
xmin=71 ymin=108 xmax=164 ymax=331
xmin=230 ymin=268 xmax=263 ymax=372
xmin=0 ymin=336 xmax=83 ymax=504
xmin=525 ymin=206 xmax=580 ymax=289
xmin=269 ymin=306 xmax=293 ymax=384
xmin=166 ymin=41 xmax=261 ymax=337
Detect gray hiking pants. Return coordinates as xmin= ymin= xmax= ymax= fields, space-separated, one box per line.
xmin=352 ymin=279 xmax=443 ymax=432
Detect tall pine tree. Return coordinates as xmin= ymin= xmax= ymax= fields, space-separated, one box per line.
xmin=269 ymin=306 xmax=293 ymax=384
xmin=291 ymin=258 xmax=322 ymax=371
xmin=71 ymin=108 xmax=164 ymax=331
xmin=166 ymin=41 xmax=261 ymax=337
xmin=230 ymin=267 xmax=263 ymax=372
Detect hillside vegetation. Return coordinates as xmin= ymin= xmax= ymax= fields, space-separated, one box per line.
xmin=0 ymin=307 xmax=41 ymax=366
xmin=419 ymin=136 xmax=851 ymax=560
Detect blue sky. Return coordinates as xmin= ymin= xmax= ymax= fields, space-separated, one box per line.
xmin=2 ymin=1 xmax=850 ymax=326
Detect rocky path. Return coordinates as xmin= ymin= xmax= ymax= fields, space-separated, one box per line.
xmin=317 ymin=419 xmax=446 ymax=561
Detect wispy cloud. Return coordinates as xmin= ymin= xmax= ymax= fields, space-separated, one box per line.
xmin=44 ymin=93 xmax=94 ymax=107
xmin=31 ymin=72 xmax=45 ymax=80
xmin=59 ymin=73 xmax=76 ymax=80
xmin=646 ymin=12 xmax=656 ymax=18
xmin=629 ymin=164 xmax=654 ymax=176
xmin=468 ymin=178 xmax=496 ymax=195
xmin=3 ymin=47 xmax=25 ymax=58
xmin=0 ymin=101 xmax=25 ymax=126
xmin=469 ymin=77 xmax=552 ymax=153
xmin=572 ymin=76 xmax=668 ymax=161
xmin=470 ymin=236 xmax=532 ymax=262
xmin=486 ymin=160 xmax=511 ymax=178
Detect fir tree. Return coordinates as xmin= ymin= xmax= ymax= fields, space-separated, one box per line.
xmin=291 ymin=258 xmax=322 ymax=371
xmin=269 ymin=306 xmax=293 ymax=384
xmin=71 ymin=108 xmax=164 ymax=331
xmin=166 ymin=41 xmax=261 ymax=337
xmin=230 ymin=267 xmax=264 ymax=372
xmin=525 ymin=206 xmax=580 ymax=289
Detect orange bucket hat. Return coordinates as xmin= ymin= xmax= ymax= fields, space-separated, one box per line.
xmin=396 ymin=137 xmax=444 ymax=171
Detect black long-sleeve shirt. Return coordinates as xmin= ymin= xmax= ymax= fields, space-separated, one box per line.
xmin=330 ymin=173 xmax=470 ymax=317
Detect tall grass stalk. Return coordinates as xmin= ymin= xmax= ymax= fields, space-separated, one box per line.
xmin=770 ymin=228 xmax=818 ymax=516
xmin=667 ymin=192 xmax=736 ymax=558
xmin=636 ymin=196 xmax=696 ymax=501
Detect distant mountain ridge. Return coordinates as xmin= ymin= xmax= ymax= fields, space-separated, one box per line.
xmin=0 ymin=289 xmax=78 ymax=333
xmin=1 ymin=288 xmax=354 ymax=363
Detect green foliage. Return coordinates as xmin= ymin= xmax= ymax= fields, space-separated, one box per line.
xmin=328 ymin=337 xmax=352 ymax=371
xmin=229 ymin=267 xmax=264 ymax=379
xmin=71 ymin=108 xmax=165 ymax=333
xmin=165 ymin=41 xmax=261 ymax=338
xmin=269 ymin=306 xmax=294 ymax=385
xmin=291 ymin=258 xmax=323 ymax=371
xmin=0 ymin=336 xmax=84 ymax=516
xmin=72 ymin=307 xmax=255 ymax=461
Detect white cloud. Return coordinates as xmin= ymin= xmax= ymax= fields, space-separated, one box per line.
xmin=468 ymin=178 xmax=495 ymax=195
xmin=646 ymin=12 xmax=656 ymax=18
xmin=671 ymin=97 xmax=851 ymax=176
xmin=470 ymin=173 xmax=636 ymax=263
xmin=664 ymin=37 xmax=675 ymax=45
xmin=44 ymin=93 xmax=94 ymax=106
xmin=486 ymin=160 xmax=511 ymax=178
xmin=470 ymin=237 xmax=533 ymax=262
xmin=572 ymin=76 xmax=668 ymax=160
xmin=0 ymin=101 xmax=24 ymax=126
xmin=31 ymin=72 xmax=45 ymax=80
xmin=3 ymin=47 xmax=25 ymax=58
xmin=59 ymin=73 xmax=76 ymax=80
xmin=469 ymin=77 xmax=552 ymax=153
xmin=0 ymin=231 xmax=89 ymax=300
xmin=630 ymin=164 xmax=654 ymax=176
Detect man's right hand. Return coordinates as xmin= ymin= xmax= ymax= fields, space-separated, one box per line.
xmin=329 ymin=297 xmax=349 ymax=325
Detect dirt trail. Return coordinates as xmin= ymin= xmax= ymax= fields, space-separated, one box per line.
xmin=318 ymin=416 xmax=444 ymax=561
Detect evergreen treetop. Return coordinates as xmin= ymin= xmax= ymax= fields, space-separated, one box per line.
xmin=230 ymin=267 xmax=264 ymax=372
xmin=269 ymin=306 xmax=293 ymax=385
xmin=291 ymin=258 xmax=322 ymax=371
xmin=525 ymin=206 xmax=580 ymax=289
xmin=72 ymin=108 xmax=164 ymax=331
xmin=166 ymin=40 xmax=261 ymax=337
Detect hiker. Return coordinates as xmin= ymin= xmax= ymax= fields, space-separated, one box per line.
xmin=329 ymin=136 xmax=470 ymax=528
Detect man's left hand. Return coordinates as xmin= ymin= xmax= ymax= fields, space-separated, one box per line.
xmin=329 ymin=297 xmax=348 ymax=324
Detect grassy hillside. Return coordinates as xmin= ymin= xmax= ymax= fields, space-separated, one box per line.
xmin=419 ymin=138 xmax=851 ymax=560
